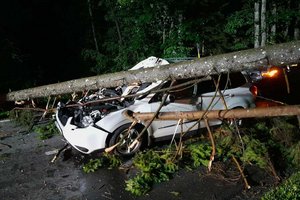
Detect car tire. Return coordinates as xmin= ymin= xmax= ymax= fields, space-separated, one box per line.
xmin=109 ymin=123 xmax=147 ymax=157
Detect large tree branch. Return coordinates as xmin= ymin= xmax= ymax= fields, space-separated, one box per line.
xmin=123 ymin=105 xmax=300 ymax=121
xmin=6 ymin=41 xmax=300 ymax=101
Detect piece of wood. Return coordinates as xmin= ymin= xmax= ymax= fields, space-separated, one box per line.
xmin=124 ymin=105 xmax=300 ymax=121
xmin=6 ymin=41 xmax=300 ymax=101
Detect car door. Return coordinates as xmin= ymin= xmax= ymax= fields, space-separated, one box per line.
xmin=197 ymin=72 xmax=251 ymax=110
xmin=149 ymin=80 xmax=201 ymax=139
xmin=150 ymin=102 xmax=199 ymax=138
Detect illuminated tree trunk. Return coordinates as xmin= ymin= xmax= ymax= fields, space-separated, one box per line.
xmin=260 ymin=0 xmax=267 ymax=47
xmin=295 ymin=2 xmax=300 ymax=40
xmin=87 ymin=0 xmax=99 ymax=52
xmin=6 ymin=41 xmax=300 ymax=101
xmin=254 ymin=2 xmax=260 ymax=48
xmin=270 ymin=3 xmax=277 ymax=43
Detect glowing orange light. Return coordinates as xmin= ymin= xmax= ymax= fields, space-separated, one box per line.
xmin=250 ymin=85 xmax=258 ymax=96
xmin=261 ymin=69 xmax=279 ymax=78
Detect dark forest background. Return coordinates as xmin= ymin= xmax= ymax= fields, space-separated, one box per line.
xmin=0 ymin=0 xmax=299 ymax=93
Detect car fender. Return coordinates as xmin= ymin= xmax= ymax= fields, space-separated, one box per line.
xmin=61 ymin=117 xmax=109 ymax=154
xmin=96 ymin=109 xmax=154 ymax=140
xmin=225 ymin=94 xmax=256 ymax=109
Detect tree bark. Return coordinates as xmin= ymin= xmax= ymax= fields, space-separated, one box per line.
xmin=260 ymin=0 xmax=267 ymax=47
xmin=6 ymin=41 xmax=300 ymax=101
xmin=294 ymin=2 xmax=300 ymax=40
xmin=87 ymin=0 xmax=99 ymax=52
xmin=284 ymin=0 xmax=291 ymax=39
xmin=270 ymin=3 xmax=277 ymax=43
xmin=254 ymin=1 xmax=260 ymax=48
xmin=114 ymin=19 xmax=123 ymax=45
xmin=124 ymin=105 xmax=300 ymax=121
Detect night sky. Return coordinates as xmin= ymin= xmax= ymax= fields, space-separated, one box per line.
xmin=0 ymin=0 xmax=92 ymax=93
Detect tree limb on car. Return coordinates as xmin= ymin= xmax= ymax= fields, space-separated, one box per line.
xmin=123 ymin=105 xmax=300 ymax=121
xmin=6 ymin=41 xmax=300 ymax=101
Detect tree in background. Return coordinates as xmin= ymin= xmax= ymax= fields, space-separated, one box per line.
xmin=226 ymin=0 xmax=299 ymax=50
xmin=83 ymin=0 xmax=232 ymax=74
xmin=1 ymin=0 xmax=299 ymax=91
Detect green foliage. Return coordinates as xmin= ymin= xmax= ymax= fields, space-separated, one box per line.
xmin=9 ymin=109 xmax=34 ymax=127
xmin=125 ymin=174 xmax=151 ymax=196
xmin=186 ymin=142 xmax=211 ymax=167
xmin=288 ymin=142 xmax=300 ymax=169
xmin=224 ymin=7 xmax=254 ymax=51
xmin=81 ymin=49 xmax=109 ymax=74
xmin=34 ymin=121 xmax=59 ymax=140
xmin=261 ymin=171 xmax=300 ymax=200
xmin=83 ymin=153 xmax=121 ymax=173
xmin=265 ymin=117 xmax=300 ymax=169
xmin=83 ymin=158 xmax=103 ymax=173
xmin=82 ymin=116 xmax=300 ymax=196
xmin=93 ymin=0 xmax=234 ymax=72
xmin=215 ymin=126 xmax=242 ymax=159
xmin=269 ymin=117 xmax=299 ymax=147
xmin=0 ymin=111 xmax=9 ymax=120
xmin=241 ymin=135 xmax=268 ymax=169
xmin=163 ymin=46 xmax=192 ymax=58
xmin=216 ymin=120 xmax=271 ymax=170
xmin=125 ymin=149 xmax=178 ymax=195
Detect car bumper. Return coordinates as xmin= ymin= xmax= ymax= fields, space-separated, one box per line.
xmin=55 ymin=116 xmax=109 ymax=154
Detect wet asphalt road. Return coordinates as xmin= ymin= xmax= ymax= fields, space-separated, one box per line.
xmin=0 ymin=120 xmax=268 ymax=200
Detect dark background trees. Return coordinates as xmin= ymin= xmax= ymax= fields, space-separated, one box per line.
xmin=0 ymin=0 xmax=299 ymax=93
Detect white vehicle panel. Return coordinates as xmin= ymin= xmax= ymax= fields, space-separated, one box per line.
xmin=60 ymin=117 xmax=108 ymax=154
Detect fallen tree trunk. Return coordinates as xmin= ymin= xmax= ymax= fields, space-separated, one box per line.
xmin=7 ymin=41 xmax=300 ymax=101
xmin=124 ymin=105 xmax=300 ymax=121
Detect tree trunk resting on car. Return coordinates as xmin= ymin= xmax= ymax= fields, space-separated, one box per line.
xmin=123 ymin=105 xmax=300 ymax=121
xmin=6 ymin=40 xmax=300 ymax=101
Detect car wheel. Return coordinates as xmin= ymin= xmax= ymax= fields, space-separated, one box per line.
xmin=109 ymin=123 xmax=147 ymax=157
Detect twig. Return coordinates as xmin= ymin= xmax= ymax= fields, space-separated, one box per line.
xmin=170 ymin=119 xmax=182 ymax=147
xmin=104 ymin=120 xmax=138 ymax=153
xmin=50 ymin=143 xmax=69 ymax=163
xmin=65 ymin=77 xmax=210 ymax=108
xmin=40 ymin=96 xmax=51 ymax=121
xmin=31 ymin=99 xmax=36 ymax=108
xmin=234 ymin=120 xmax=245 ymax=153
xmin=205 ymin=119 xmax=215 ymax=171
xmin=172 ymin=119 xmax=184 ymax=161
xmin=231 ymin=155 xmax=251 ymax=189
xmin=51 ymin=97 xmax=57 ymax=109
xmin=267 ymin=157 xmax=280 ymax=182
xmin=180 ymin=74 xmax=222 ymax=137
xmin=128 ymin=79 xmax=177 ymax=149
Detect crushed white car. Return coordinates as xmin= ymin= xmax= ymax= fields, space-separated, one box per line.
xmin=55 ymin=57 xmax=256 ymax=156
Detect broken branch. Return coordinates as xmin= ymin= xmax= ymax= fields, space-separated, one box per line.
xmin=127 ymin=105 xmax=300 ymax=121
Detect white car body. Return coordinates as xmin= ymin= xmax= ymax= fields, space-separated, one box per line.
xmin=55 ymin=76 xmax=255 ymax=154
